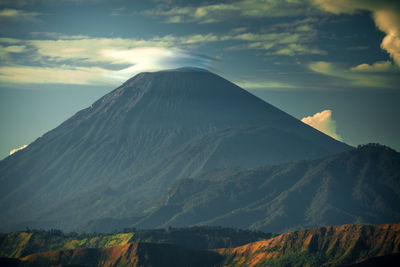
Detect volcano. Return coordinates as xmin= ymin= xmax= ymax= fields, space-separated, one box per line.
xmin=0 ymin=68 xmax=350 ymax=231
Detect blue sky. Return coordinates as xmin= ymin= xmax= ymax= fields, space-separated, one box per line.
xmin=1 ymin=0 xmax=400 ymax=159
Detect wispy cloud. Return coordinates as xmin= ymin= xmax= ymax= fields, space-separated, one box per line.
xmin=0 ymin=35 xmax=213 ymax=85
xmin=144 ymin=0 xmax=319 ymax=24
xmin=0 ymin=65 xmax=115 ymax=85
xmin=235 ymin=80 xmax=295 ymax=90
xmin=301 ymin=110 xmax=342 ymax=140
xmin=351 ymin=61 xmax=399 ymax=73
xmin=0 ymin=22 xmax=326 ymax=86
xmin=308 ymin=61 xmax=396 ymax=88
xmin=0 ymin=8 xmax=41 ymax=20
xmin=273 ymin=43 xmax=325 ymax=56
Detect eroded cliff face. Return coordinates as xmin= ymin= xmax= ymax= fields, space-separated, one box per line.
xmin=2 ymin=223 xmax=399 ymax=267
xmin=217 ymin=223 xmax=400 ymax=267
xmin=19 ymin=242 xmax=223 ymax=267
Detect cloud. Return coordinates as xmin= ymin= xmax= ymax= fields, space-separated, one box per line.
xmin=9 ymin=144 xmax=27 ymax=156
xmin=0 ymin=44 xmax=212 ymax=85
xmin=0 ymin=24 xmax=325 ymax=85
xmin=0 ymin=37 xmax=22 ymax=44
xmin=3 ymin=45 xmax=26 ymax=53
xmin=301 ymin=110 xmax=342 ymax=140
xmin=374 ymin=8 xmax=400 ymax=66
xmin=0 ymin=65 xmax=116 ymax=85
xmin=274 ymin=43 xmax=325 ymax=56
xmin=0 ymin=8 xmax=40 ymax=20
xmin=309 ymin=61 xmax=393 ymax=88
xmin=351 ymin=61 xmax=399 ymax=72
xmin=0 ymin=45 xmax=26 ymax=58
xmin=312 ymin=0 xmax=400 ymax=67
xmin=27 ymin=29 xmax=318 ymax=59
xmin=0 ymin=35 xmax=216 ymax=85
xmin=144 ymin=0 xmax=319 ymax=24
xmin=235 ymin=80 xmax=295 ymax=90
xmin=224 ymin=19 xmax=323 ymax=55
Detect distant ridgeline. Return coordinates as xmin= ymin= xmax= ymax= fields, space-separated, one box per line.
xmin=130 ymin=143 xmax=400 ymax=233
xmin=0 ymin=223 xmax=399 ymax=267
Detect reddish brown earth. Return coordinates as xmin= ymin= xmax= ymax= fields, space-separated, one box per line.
xmin=19 ymin=241 xmax=223 ymax=267
xmin=20 ymin=243 xmax=138 ymax=266
xmin=8 ymin=223 xmax=400 ymax=267
xmin=217 ymin=223 xmax=400 ymax=266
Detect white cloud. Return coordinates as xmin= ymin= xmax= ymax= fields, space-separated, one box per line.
xmin=144 ymin=0 xmax=318 ymax=24
xmin=274 ymin=43 xmax=325 ymax=56
xmin=309 ymin=61 xmax=391 ymax=88
xmin=312 ymin=0 xmax=400 ymax=67
xmin=235 ymin=80 xmax=295 ymax=90
xmin=0 ymin=65 xmax=116 ymax=85
xmin=1 ymin=45 xmax=26 ymax=53
xmin=374 ymin=8 xmax=400 ymax=67
xmin=351 ymin=61 xmax=399 ymax=72
xmin=301 ymin=110 xmax=342 ymax=140
xmin=0 ymin=43 xmax=211 ymax=85
xmin=0 ymin=8 xmax=40 ymax=20
xmin=9 ymin=144 xmax=27 ymax=155
xmin=0 ymin=26 xmax=325 ymax=85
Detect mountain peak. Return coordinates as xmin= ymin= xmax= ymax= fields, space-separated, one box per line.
xmin=0 ymin=68 xmax=350 ymax=232
xmin=159 ymin=67 xmax=211 ymax=73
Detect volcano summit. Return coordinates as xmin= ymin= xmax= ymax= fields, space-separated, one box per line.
xmin=0 ymin=68 xmax=350 ymax=231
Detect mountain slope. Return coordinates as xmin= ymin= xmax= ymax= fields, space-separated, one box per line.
xmin=18 ymin=242 xmax=223 ymax=267
xmin=3 ymin=223 xmax=400 ymax=267
xmin=218 ymin=223 xmax=400 ymax=266
xmin=0 ymin=68 xmax=349 ymax=231
xmin=0 ymin=226 xmax=271 ymax=259
xmin=136 ymin=144 xmax=400 ymax=233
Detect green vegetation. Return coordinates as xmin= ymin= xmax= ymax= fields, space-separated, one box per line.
xmin=1 ymin=223 xmax=400 ymax=266
xmin=138 ymin=143 xmax=400 ymax=233
xmin=259 ymin=250 xmax=326 ymax=267
xmin=0 ymin=229 xmax=133 ymax=258
xmin=129 ymin=225 xmax=272 ymax=250
xmin=0 ymin=226 xmax=271 ymax=259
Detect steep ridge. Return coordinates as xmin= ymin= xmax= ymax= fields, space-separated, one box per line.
xmin=0 ymin=231 xmax=134 ymax=258
xmin=137 ymin=144 xmax=400 ymax=232
xmin=218 ymin=223 xmax=400 ymax=266
xmin=3 ymin=223 xmax=400 ymax=267
xmin=0 ymin=226 xmax=271 ymax=258
xmin=18 ymin=242 xmax=223 ymax=267
xmin=0 ymin=68 xmax=350 ymax=231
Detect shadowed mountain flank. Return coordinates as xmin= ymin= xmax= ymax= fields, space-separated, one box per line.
xmin=0 ymin=68 xmax=350 ymax=231
xmin=18 ymin=242 xmax=223 ymax=267
xmin=137 ymin=144 xmax=400 ymax=233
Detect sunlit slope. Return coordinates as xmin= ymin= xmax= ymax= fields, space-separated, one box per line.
xmin=19 ymin=242 xmax=223 ymax=267
xmin=0 ymin=226 xmax=271 ymax=259
xmin=3 ymin=223 xmax=399 ymax=267
xmin=218 ymin=223 xmax=400 ymax=267
xmin=0 ymin=231 xmax=133 ymax=258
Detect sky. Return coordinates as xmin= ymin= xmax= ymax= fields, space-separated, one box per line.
xmin=1 ymin=0 xmax=400 ymax=159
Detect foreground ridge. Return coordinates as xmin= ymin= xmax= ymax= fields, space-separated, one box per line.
xmin=0 ymin=223 xmax=399 ymax=266
xmin=218 ymin=223 xmax=400 ymax=266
